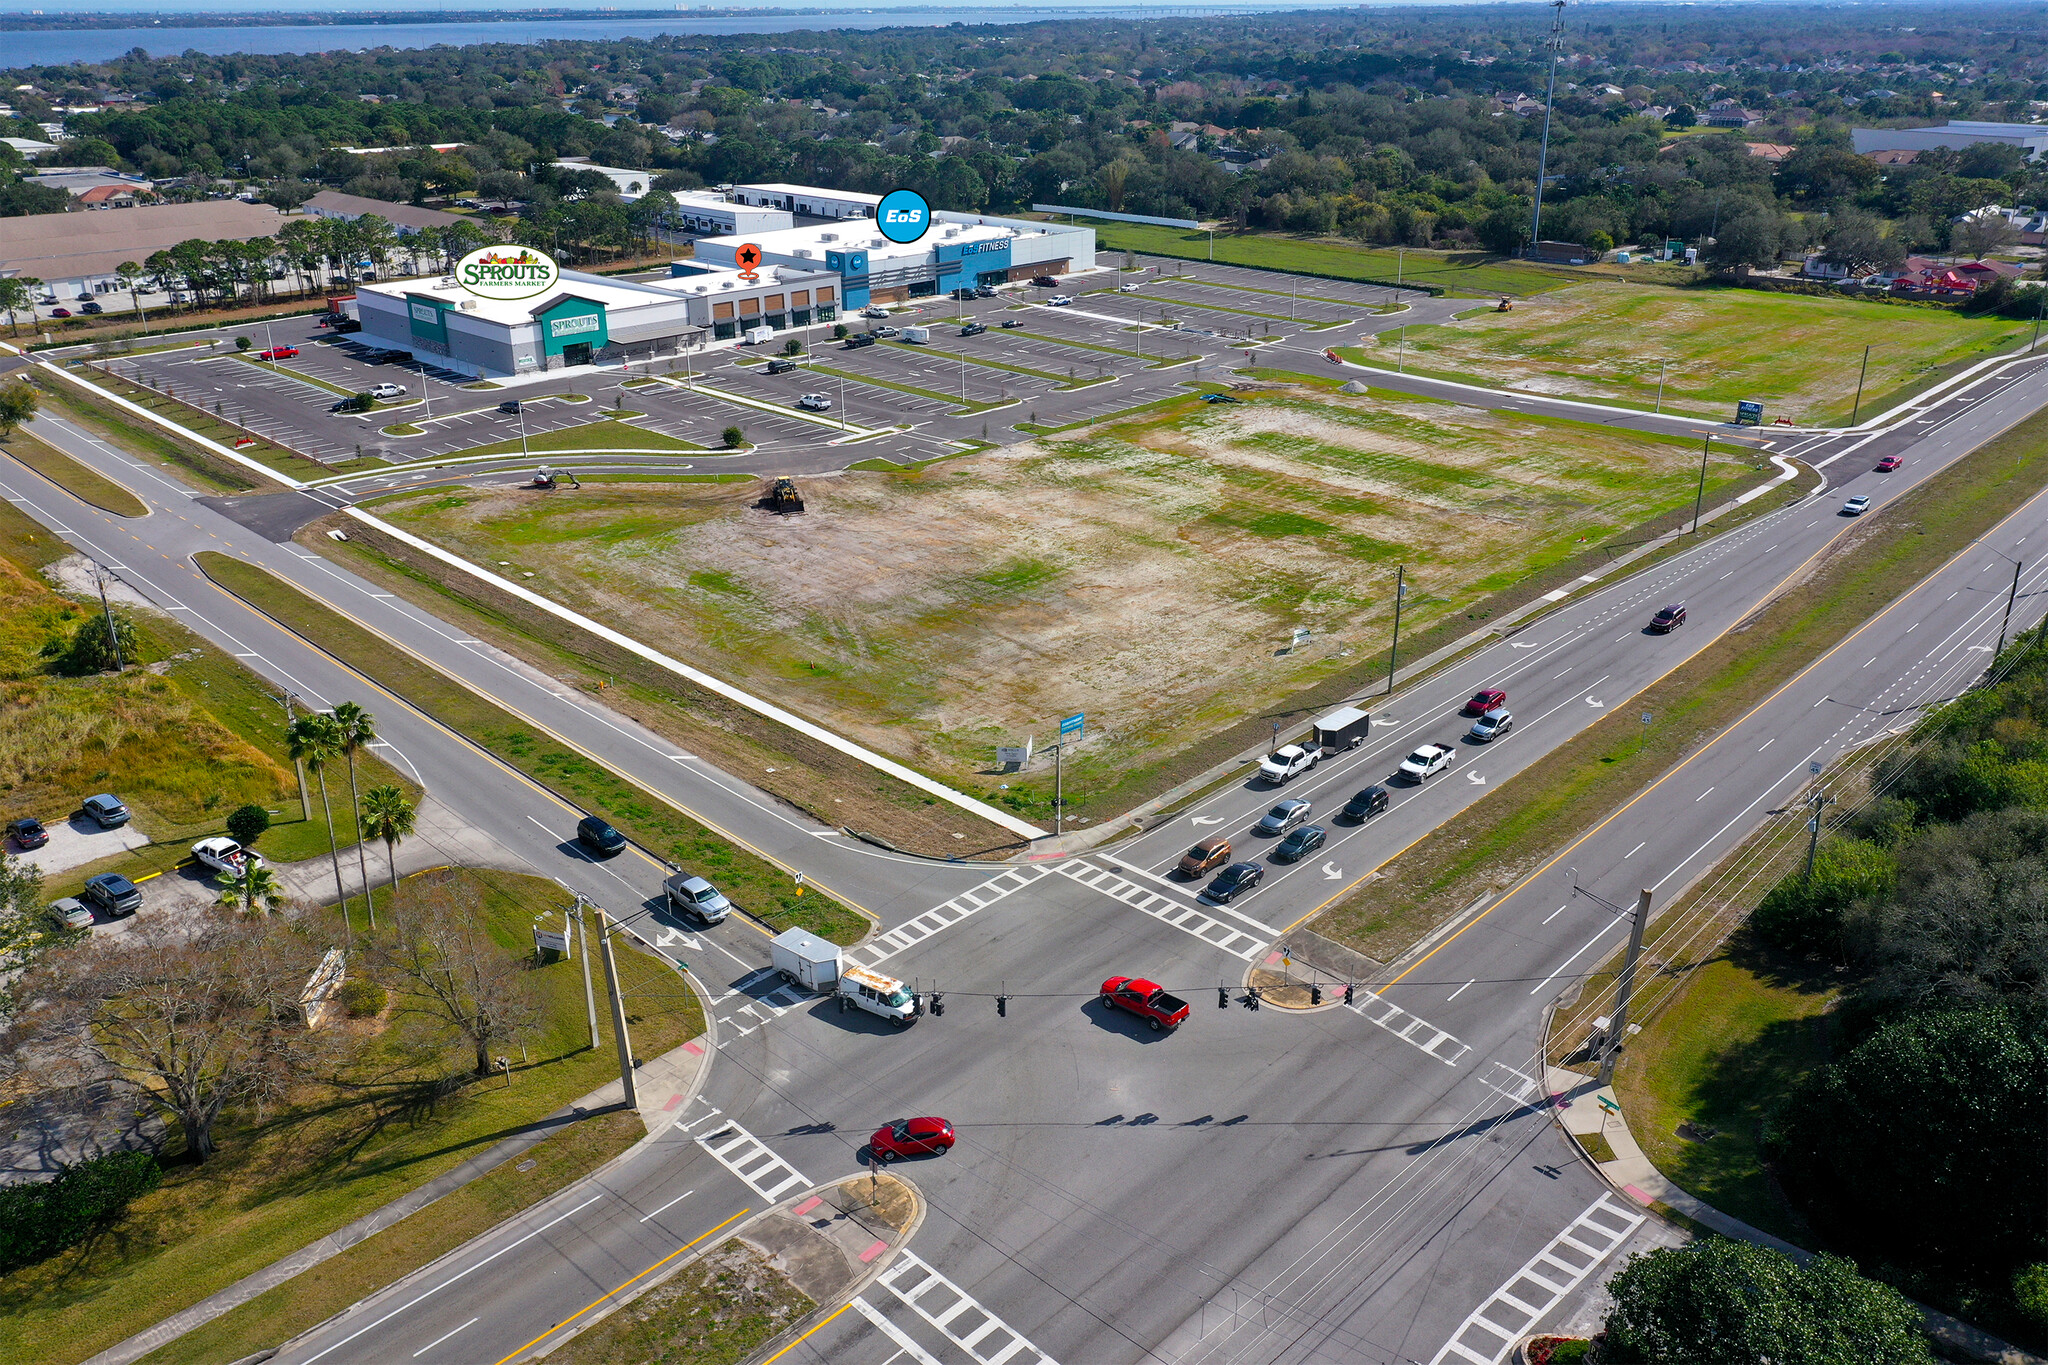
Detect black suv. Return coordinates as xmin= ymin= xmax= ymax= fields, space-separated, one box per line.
xmin=1342 ymin=786 xmax=1390 ymax=822
xmin=576 ymin=815 xmax=627 ymax=857
xmin=765 ymin=358 xmax=798 ymax=374
xmin=82 ymin=873 xmax=142 ymax=917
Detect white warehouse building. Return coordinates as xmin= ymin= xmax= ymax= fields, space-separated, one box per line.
xmin=732 ymin=182 xmax=883 ymax=220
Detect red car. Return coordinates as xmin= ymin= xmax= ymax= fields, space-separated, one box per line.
xmin=256 ymin=346 xmax=299 ymax=361
xmin=1875 ymin=456 xmax=1902 ymax=472
xmin=1100 ymin=976 xmax=1190 ymax=1031
xmin=1463 ymin=689 xmax=1508 ymax=716
xmin=50 ymin=308 xmax=71 ymax=318
xmin=870 ymin=1116 xmax=955 ymax=1160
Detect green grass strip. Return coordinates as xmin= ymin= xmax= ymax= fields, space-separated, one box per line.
xmin=195 ymin=552 xmax=870 ymax=945
xmin=5 ymin=430 xmax=148 ymax=516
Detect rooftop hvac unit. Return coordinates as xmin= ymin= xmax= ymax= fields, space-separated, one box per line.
xmin=719 ymin=279 xmax=734 ymax=289
xmin=819 ymin=231 xmax=837 ymax=242
xmin=942 ymin=227 xmax=959 ymax=238
xmin=792 ymin=247 xmax=811 ymax=257
xmin=438 ymin=275 xmax=457 ymax=288
xmin=458 ymin=299 xmax=477 ymax=310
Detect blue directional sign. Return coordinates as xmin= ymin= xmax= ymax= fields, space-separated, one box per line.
xmin=876 ymin=188 xmax=932 ymax=244
xmin=1060 ymin=711 xmax=1085 ymax=739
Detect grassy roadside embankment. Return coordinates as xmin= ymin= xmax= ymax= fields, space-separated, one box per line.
xmin=1313 ymin=401 xmax=2048 ymax=964
xmin=195 ymin=551 xmax=874 ymax=943
xmin=3 ymin=427 xmax=149 ymax=516
xmin=3 ymin=865 xmax=704 ymax=1365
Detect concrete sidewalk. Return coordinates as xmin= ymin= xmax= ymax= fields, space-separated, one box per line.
xmin=85 ymin=1030 xmax=716 ymax=1365
xmin=1547 ymin=1067 xmax=2044 ymax=1365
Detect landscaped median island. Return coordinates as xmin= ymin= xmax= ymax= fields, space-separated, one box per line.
xmin=194 ymin=551 xmax=873 ymax=942
xmin=1314 ymin=400 xmax=2048 ymax=966
xmin=324 ymin=378 xmax=1756 ymax=829
xmin=4 ymin=426 xmax=148 ymax=516
xmin=1351 ymin=282 xmax=2029 ymax=426
xmin=1 ymin=866 xmax=704 ymax=1365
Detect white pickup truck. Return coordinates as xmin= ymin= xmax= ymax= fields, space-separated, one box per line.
xmin=192 ymin=837 xmax=265 ymax=877
xmin=1258 ymin=744 xmax=1320 ymax=784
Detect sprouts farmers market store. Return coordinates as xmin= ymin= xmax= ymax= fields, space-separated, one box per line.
xmin=353 ymin=263 xmax=838 ymax=378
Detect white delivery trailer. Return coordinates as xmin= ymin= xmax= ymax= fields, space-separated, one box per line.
xmin=900 ymin=325 xmax=930 ymax=344
xmin=769 ymin=926 xmax=841 ymax=991
xmin=744 ymin=324 xmax=776 ymax=345
xmin=836 ymin=964 xmax=918 ymax=1026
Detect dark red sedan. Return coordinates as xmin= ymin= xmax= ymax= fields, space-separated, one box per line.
xmin=1875 ymin=456 xmax=1902 ymax=472
xmin=1463 ymin=689 xmax=1508 ymax=716
xmin=870 ymin=1116 xmax=955 ymax=1160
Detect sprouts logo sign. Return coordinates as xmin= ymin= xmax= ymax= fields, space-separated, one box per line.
xmin=455 ymin=246 xmax=559 ymax=301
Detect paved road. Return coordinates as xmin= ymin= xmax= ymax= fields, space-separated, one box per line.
xmin=12 ymin=318 xmax=2048 ymax=1364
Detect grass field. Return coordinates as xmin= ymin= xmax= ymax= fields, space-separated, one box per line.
xmin=1367 ymin=283 xmax=2029 ymax=425
xmin=1086 ymin=223 xmax=1578 ymax=297
xmin=543 ymin=1237 xmax=815 ymax=1365
xmin=197 ymin=552 xmax=873 ymax=942
xmin=1608 ymin=930 xmax=1833 ymax=1243
xmin=345 ymin=381 xmax=1754 ymax=817
xmin=4 ymin=866 xmax=705 ymax=1365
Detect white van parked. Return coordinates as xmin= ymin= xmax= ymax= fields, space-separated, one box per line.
xmin=837 ymin=964 xmax=918 ymax=1026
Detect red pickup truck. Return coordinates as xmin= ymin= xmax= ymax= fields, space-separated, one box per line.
xmin=1100 ymin=976 xmax=1190 ymax=1031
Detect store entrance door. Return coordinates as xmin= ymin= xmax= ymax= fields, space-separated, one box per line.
xmin=562 ymin=342 xmax=592 ymax=367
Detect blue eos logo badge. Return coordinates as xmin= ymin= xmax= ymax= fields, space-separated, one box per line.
xmin=876 ymin=188 xmax=932 ymax=244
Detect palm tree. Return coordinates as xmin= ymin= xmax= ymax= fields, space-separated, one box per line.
xmin=287 ymin=713 xmax=352 ymax=936
xmin=215 ymin=862 xmax=287 ymax=915
xmin=115 ymin=261 xmax=147 ymax=324
xmin=359 ymin=785 xmax=417 ymax=914
xmin=332 ymin=702 xmax=378 ymax=928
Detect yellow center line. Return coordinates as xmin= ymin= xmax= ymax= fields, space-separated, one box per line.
xmin=760 ymin=1299 xmax=857 ymax=1365
xmin=488 ymin=1207 xmax=749 ymax=1365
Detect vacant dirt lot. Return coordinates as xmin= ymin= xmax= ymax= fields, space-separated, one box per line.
xmin=367 ymin=385 xmax=1752 ymax=809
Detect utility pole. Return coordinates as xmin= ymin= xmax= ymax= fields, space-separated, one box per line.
xmin=268 ymin=687 xmax=309 ymax=820
xmin=1386 ymin=565 xmax=1407 ymax=695
xmin=1803 ymin=780 xmax=1838 ymax=881
xmin=1850 ymin=343 xmax=1873 ymax=425
xmin=90 ymin=562 xmax=124 ymax=671
xmin=1597 ymin=888 xmax=1653 ymax=1087
xmin=1052 ymin=740 xmax=1065 ymax=837
xmin=1529 ymin=0 xmax=1569 ymax=251
xmin=1654 ymin=357 xmax=1667 ymax=414
xmin=1691 ymin=435 xmax=1711 ymax=533
xmin=573 ymin=895 xmax=598 ymax=1051
xmin=1997 ymin=557 xmax=2025 ymax=655
xmin=597 ymin=909 xmax=638 ymax=1111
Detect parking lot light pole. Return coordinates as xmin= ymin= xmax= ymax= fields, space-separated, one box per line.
xmin=838 ymin=370 xmax=846 ymax=431
xmin=1691 ymin=435 xmax=1711 ymax=533
xmin=1654 ymin=358 xmax=1668 ymax=413
xmin=1850 ymin=343 xmax=1875 ymax=425
xmin=1386 ymin=565 xmax=1407 ymax=695
xmin=516 ymin=399 xmax=530 ymax=460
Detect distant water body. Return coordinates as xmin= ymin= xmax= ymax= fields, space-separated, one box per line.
xmin=7 ymin=6 xmax=1295 ymax=67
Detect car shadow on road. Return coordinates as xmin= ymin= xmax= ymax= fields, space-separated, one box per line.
xmin=1083 ymin=999 xmax=1177 ymax=1042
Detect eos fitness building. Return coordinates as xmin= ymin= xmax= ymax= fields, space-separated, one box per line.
xmin=353 ymin=249 xmax=839 ymax=378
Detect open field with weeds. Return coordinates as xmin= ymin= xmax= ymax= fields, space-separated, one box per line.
xmin=1366 ymin=283 xmax=2028 ymax=425
xmin=0 ymin=494 xmax=414 ymax=893
xmin=358 ymin=381 xmax=1755 ymax=818
xmin=1085 ymin=223 xmax=1579 ymax=296
xmin=3 ymin=867 xmax=704 ymax=1365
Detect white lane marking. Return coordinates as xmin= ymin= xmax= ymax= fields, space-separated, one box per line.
xmin=695 ymin=1119 xmax=809 ymax=1202
xmin=1694 ymin=787 xmax=1714 ymax=802
xmin=851 ymin=1296 xmax=946 ymax=1365
xmin=1055 ymin=860 xmax=1269 ymax=959
xmin=1429 ymin=1194 xmax=1647 ymax=1364
xmin=1446 ymin=979 xmax=1474 ymax=1002
xmin=296 ymin=1193 xmax=605 ymax=1364
xmin=1344 ymin=983 xmax=1471 ymax=1065
xmin=845 ymin=866 xmax=1050 ymax=969
xmin=1758 ymin=737 xmax=1775 ymax=751
xmin=877 ymin=1248 xmax=1060 ymax=1365
xmin=411 ymin=1317 xmax=479 ymax=1358
xmin=1541 ymin=903 xmax=1567 ymax=924
xmin=638 ymin=1188 xmax=696 ymax=1223
xmin=1529 ymin=913 xmax=1628 ymax=997
xmin=1624 ymin=841 xmax=1646 ymax=857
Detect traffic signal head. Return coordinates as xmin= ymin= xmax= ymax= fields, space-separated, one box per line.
xmin=1345 ymin=983 xmax=1356 ymax=1005
xmin=996 ymin=994 xmax=1007 ymax=1018
xmin=1218 ymin=986 xmax=1229 ymax=1008
xmin=1310 ymin=983 xmax=1322 ymax=1006
xmin=931 ymin=992 xmax=944 ymax=1017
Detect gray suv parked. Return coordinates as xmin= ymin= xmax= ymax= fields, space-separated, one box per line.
xmin=82 ymin=873 xmax=141 ymax=917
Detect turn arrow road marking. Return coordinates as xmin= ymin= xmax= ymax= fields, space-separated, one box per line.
xmin=1466 ymin=771 xmax=1487 ymax=785
xmin=1586 ymin=697 xmax=1606 ymax=708
xmin=1321 ymin=861 xmax=1343 ymax=880
xmin=1191 ymin=816 xmax=1224 ymax=826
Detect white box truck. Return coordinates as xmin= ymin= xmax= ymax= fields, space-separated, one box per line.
xmin=900 ymin=325 xmax=930 ymax=344
xmin=836 ymin=964 xmax=918 ymax=1026
xmin=744 ymin=324 xmax=776 ymax=345
xmin=769 ymin=927 xmax=841 ymax=991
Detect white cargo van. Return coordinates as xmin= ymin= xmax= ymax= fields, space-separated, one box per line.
xmin=837 ymin=964 xmax=917 ymax=1026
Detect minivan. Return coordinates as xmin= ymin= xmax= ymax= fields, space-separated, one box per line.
xmin=576 ymin=815 xmax=627 ymax=857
